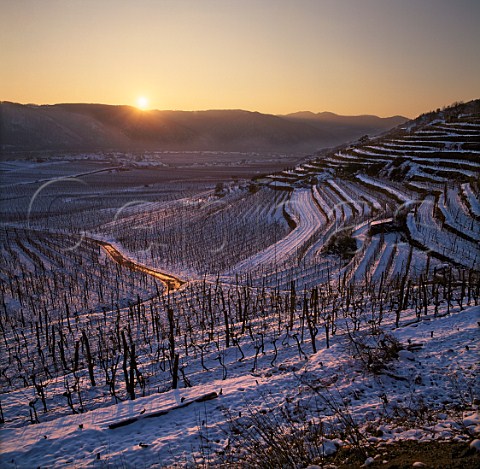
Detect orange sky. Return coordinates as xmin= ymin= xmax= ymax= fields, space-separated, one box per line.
xmin=1 ymin=0 xmax=479 ymax=118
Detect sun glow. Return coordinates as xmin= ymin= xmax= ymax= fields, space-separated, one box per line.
xmin=136 ymin=96 xmax=149 ymax=110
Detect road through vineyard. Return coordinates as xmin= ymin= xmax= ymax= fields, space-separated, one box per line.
xmin=91 ymin=238 xmax=186 ymax=292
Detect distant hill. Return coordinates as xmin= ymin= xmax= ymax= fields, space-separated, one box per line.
xmin=0 ymin=102 xmax=407 ymax=153
xmin=283 ymin=111 xmax=407 ymax=140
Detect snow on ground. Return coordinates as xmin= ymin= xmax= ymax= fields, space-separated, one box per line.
xmin=356 ymin=175 xmax=410 ymax=203
xmin=338 ymin=180 xmax=384 ymax=211
xmin=327 ymin=179 xmax=363 ymax=214
xmin=462 ymin=183 xmax=480 ymax=218
xmin=1 ymin=305 xmax=478 ymax=468
xmin=229 ymin=189 xmax=325 ymax=274
xmin=407 ymin=196 xmax=480 ymax=268
xmin=438 ymin=191 xmax=480 ymax=242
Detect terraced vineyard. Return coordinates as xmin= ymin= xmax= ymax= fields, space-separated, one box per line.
xmin=0 ymin=100 xmax=479 ymax=467
xmin=258 ymin=100 xmax=480 ymax=284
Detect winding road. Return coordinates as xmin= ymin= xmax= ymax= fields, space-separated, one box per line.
xmin=92 ymin=239 xmax=186 ymax=292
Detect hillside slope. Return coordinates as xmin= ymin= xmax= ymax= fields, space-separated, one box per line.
xmin=258 ymin=99 xmax=480 ymax=279
xmin=0 ymin=102 xmax=406 ymax=153
xmin=266 ymin=99 xmax=480 ymax=186
xmin=284 ymin=111 xmax=406 ymax=142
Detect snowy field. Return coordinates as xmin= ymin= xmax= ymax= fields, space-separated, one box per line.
xmin=1 ymin=304 xmax=478 ymax=468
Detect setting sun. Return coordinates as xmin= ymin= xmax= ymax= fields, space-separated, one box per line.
xmin=136 ymin=96 xmax=149 ymax=110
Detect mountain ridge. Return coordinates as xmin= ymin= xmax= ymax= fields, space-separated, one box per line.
xmin=0 ymin=101 xmax=407 ymax=153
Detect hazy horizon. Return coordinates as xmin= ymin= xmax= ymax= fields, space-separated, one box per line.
xmin=1 ymin=0 xmax=479 ymax=118
xmin=2 ymin=100 xmax=413 ymax=118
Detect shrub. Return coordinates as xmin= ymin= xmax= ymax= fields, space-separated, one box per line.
xmin=347 ymin=329 xmax=402 ymax=374
xmin=221 ymin=386 xmax=369 ymax=467
xmin=325 ymin=229 xmax=357 ymax=260
xmin=221 ymin=401 xmax=341 ymax=467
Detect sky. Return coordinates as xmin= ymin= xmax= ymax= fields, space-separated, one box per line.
xmin=1 ymin=0 xmax=479 ymax=118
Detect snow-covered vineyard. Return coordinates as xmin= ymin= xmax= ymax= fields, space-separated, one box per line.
xmin=1 ymin=100 xmax=479 ymax=467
